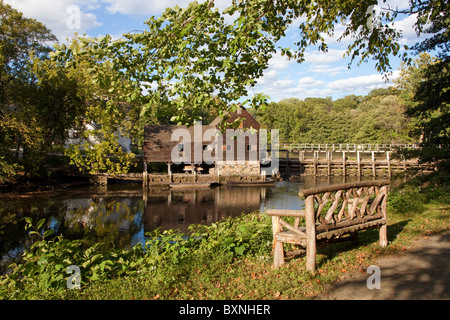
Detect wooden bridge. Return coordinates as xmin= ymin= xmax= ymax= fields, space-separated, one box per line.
xmin=88 ymin=144 xmax=432 ymax=185
xmin=271 ymin=144 xmax=431 ymax=178
xmin=281 ymin=143 xmax=419 ymax=152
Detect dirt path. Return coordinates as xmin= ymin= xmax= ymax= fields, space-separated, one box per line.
xmin=316 ymin=230 xmax=450 ymax=300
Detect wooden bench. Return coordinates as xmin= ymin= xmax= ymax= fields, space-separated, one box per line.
xmin=266 ymin=180 xmax=390 ymax=273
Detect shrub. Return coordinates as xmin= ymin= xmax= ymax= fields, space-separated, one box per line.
xmin=0 ymin=212 xmax=273 ymax=299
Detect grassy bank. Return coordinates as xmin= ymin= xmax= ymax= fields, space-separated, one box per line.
xmin=1 ymin=173 xmax=449 ymax=300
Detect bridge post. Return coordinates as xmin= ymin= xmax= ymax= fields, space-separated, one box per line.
xmin=143 ymin=162 xmax=148 ymax=187
xmin=372 ymin=151 xmax=376 ymax=178
xmin=167 ymin=162 xmax=172 ymax=182
xmin=386 ymin=151 xmax=391 ymax=178
xmin=285 ymin=150 xmax=289 ymax=177
xmin=313 ymin=151 xmax=318 ymax=176
xmin=357 ymin=151 xmax=361 ymax=177
xmin=299 ymin=151 xmax=304 ymax=162
xmin=327 ymin=151 xmax=332 ymax=176
xmin=342 ymin=151 xmax=346 ymax=177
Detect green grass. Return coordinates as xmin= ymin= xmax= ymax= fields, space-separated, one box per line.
xmin=1 ymin=172 xmax=449 ymax=300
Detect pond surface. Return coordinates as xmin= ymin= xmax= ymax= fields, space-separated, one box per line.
xmin=0 ymin=176 xmax=368 ymax=271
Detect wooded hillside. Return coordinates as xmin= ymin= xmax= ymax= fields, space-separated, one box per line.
xmin=252 ymin=87 xmax=417 ymax=144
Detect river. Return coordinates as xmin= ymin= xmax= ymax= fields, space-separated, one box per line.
xmin=0 ymin=176 xmax=370 ymax=271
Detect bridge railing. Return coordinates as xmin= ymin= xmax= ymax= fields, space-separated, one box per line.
xmin=281 ymin=143 xmax=420 ymax=152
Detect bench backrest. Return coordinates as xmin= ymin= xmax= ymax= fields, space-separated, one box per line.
xmin=300 ymin=180 xmax=390 ymax=228
xmin=267 ymin=179 xmax=390 ymax=271
xmin=266 ymin=180 xmax=390 ymax=229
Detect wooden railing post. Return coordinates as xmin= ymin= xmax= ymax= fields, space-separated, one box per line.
xmin=313 ymin=151 xmax=318 ymax=176
xmin=327 ymin=151 xmax=332 ymax=176
xmin=386 ymin=151 xmax=391 ymax=178
xmin=342 ymin=151 xmax=347 ymax=176
xmin=305 ymin=195 xmax=316 ymax=273
xmin=372 ymin=151 xmax=376 ymax=178
xmin=357 ymin=151 xmax=361 ymax=177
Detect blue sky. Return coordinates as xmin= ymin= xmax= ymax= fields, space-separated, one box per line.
xmin=6 ymin=0 xmax=425 ymax=102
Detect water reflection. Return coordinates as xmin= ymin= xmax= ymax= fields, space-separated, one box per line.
xmin=0 ymin=176 xmax=368 ymax=271
xmin=144 ymin=187 xmax=265 ymax=234
xmin=0 ymin=184 xmax=269 ymax=270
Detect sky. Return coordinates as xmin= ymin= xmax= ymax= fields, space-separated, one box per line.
xmin=5 ymin=0 xmax=426 ymax=103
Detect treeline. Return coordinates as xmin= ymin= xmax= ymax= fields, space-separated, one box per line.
xmin=1 ymin=0 xmax=448 ymax=181
xmin=253 ymin=87 xmax=417 ymax=144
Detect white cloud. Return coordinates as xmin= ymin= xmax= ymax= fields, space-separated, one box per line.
xmin=269 ymin=51 xmax=296 ymax=70
xmin=304 ymin=49 xmax=347 ymax=64
xmin=389 ymin=13 xmax=431 ymax=47
xmin=258 ymin=69 xmax=279 ymax=85
xmin=100 ymin=0 xmax=189 ymax=16
xmin=327 ymin=71 xmax=399 ymax=94
xmin=282 ymin=77 xmax=327 ymax=96
xmin=308 ymin=65 xmax=347 ymax=76
xmin=274 ymin=79 xmax=295 ymax=88
xmin=256 ymin=68 xmax=401 ymax=102
xmin=5 ymin=0 xmax=102 ymax=41
xmin=298 ymin=77 xmax=325 ymax=88
xmin=101 ymin=0 xmax=233 ymax=17
xmin=382 ymin=0 xmax=411 ymax=11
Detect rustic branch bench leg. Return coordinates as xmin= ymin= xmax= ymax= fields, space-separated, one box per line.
xmin=272 ymin=216 xmax=285 ymax=268
xmin=379 ymin=224 xmax=388 ymax=247
xmin=379 ymin=190 xmax=388 ymax=247
xmin=351 ymin=232 xmax=359 ymax=245
xmin=273 ymin=240 xmax=285 ymax=268
xmin=305 ymin=195 xmax=316 ymax=273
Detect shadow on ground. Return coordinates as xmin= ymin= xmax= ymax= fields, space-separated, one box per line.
xmin=316 ymin=230 xmax=450 ymax=300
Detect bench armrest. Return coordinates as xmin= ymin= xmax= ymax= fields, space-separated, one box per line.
xmin=266 ymin=209 xmax=305 ymax=217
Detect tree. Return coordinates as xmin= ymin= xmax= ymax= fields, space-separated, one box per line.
xmin=51 ymin=0 xmax=447 ymax=173
xmin=0 ymin=0 xmax=57 ymax=179
xmin=53 ymin=0 xmax=411 ymax=126
xmin=0 ymin=2 xmax=137 ymax=178
xmin=397 ymin=54 xmax=449 ymax=168
xmin=393 ymin=0 xmax=449 ymax=169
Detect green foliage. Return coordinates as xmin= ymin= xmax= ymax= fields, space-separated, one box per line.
xmin=52 ymin=0 xmax=438 ymax=129
xmin=52 ymin=1 xmax=278 ymax=128
xmin=2 ymin=186 xmax=449 ymax=300
xmin=255 ymin=88 xmax=415 ymax=144
xmin=2 ymin=0 xmax=447 ymax=178
xmin=388 ymin=170 xmax=450 ymax=214
xmin=0 ymin=155 xmax=17 ymax=182
xmin=396 ymin=53 xmax=449 ymax=169
xmin=0 ymin=0 xmax=58 ymax=178
xmin=0 ymin=213 xmax=272 ymax=299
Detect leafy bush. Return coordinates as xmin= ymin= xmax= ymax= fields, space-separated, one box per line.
xmin=387 ymin=185 xmax=426 ymax=214
xmin=0 ymin=213 xmax=273 ymax=299
xmin=388 ymin=170 xmax=450 ymax=214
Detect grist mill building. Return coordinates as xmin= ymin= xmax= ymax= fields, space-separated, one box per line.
xmin=143 ymin=105 xmax=261 ymax=177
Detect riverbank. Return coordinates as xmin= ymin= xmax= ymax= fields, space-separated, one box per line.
xmin=1 ymin=172 xmax=449 ymax=300
xmin=0 ymin=173 xmax=90 ymax=196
